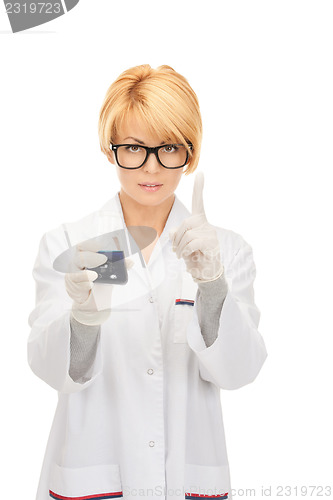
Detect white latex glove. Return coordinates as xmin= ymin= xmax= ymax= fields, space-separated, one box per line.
xmin=65 ymin=243 xmax=133 ymax=326
xmin=169 ymin=171 xmax=224 ymax=283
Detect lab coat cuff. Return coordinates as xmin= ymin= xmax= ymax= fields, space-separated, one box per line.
xmin=28 ymin=309 xmax=104 ymax=393
xmin=186 ymin=290 xmax=267 ymax=389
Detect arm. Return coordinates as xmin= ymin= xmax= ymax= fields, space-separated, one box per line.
xmin=69 ymin=315 xmax=101 ymax=383
xmin=196 ymin=273 xmax=229 ymax=347
xmin=27 ymin=232 xmax=103 ymax=393
xmin=187 ymin=240 xmax=267 ymax=390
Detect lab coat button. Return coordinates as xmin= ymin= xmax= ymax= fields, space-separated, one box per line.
xmin=149 ymin=296 xmax=154 ymax=303
xmin=149 ymin=441 xmax=155 ymax=447
xmin=147 ymin=369 xmax=154 ymax=375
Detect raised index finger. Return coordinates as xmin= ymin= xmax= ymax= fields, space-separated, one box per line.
xmin=192 ymin=171 xmax=205 ymax=216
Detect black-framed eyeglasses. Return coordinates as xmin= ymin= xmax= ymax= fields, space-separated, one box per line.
xmin=110 ymin=143 xmax=193 ymax=169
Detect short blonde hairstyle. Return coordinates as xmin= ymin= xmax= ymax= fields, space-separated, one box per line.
xmin=98 ymin=64 xmax=202 ymax=175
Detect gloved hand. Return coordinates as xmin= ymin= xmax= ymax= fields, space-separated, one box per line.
xmin=169 ymin=171 xmax=224 ymax=283
xmin=65 ymin=243 xmax=133 ymax=326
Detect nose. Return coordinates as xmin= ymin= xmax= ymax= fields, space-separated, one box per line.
xmin=143 ymin=151 xmax=162 ymax=172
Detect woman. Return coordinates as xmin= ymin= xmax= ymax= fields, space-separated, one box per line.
xmin=28 ymin=64 xmax=267 ymax=500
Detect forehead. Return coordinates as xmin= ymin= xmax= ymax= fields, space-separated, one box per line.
xmin=116 ymin=112 xmax=171 ymax=144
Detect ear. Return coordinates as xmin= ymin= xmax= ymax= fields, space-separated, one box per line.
xmin=106 ymin=150 xmax=115 ymax=165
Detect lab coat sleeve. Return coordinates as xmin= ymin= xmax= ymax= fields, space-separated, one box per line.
xmin=187 ymin=239 xmax=267 ymax=390
xmin=27 ymin=233 xmax=103 ymax=393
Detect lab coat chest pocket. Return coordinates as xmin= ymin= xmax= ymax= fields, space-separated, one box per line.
xmin=49 ymin=462 xmax=123 ymax=499
xmin=184 ymin=463 xmax=230 ymax=499
xmin=173 ymin=270 xmax=197 ymax=344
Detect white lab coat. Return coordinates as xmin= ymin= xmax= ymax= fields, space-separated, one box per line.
xmin=28 ymin=191 xmax=267 ymax=500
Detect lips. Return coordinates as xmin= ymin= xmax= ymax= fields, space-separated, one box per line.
xmin=139 ymin=183 xmax=163 ymax=186
xmin=139 ymin=183 xmax=163 ymax=193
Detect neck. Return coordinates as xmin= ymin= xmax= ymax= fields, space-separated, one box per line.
xmin=118 ymin=189 xmax=175 ymax=237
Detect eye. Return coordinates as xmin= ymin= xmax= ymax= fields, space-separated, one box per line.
xmin=125 ymin=145 xmax=142 ymax=153
xmin=162 ymin=144 xmax=178 ymax=153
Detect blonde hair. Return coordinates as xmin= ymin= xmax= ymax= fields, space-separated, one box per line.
xmin=98 ymin=64 xmax=202 ymax=175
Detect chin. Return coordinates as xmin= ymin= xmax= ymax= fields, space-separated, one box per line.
xmin=137 ymin=190 xmax=173 ymax=206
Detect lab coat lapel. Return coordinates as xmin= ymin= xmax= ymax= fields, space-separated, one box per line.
xmin=144 ymin=193 xmax=192 ymax=266
xmin=98 ymin=193 xmax=148 ymax=289
xmin=98 ymin=192 xmax=192 ymax=290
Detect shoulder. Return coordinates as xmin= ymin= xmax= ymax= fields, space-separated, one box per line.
xmin=43 ymin=193 xmax=119 ymax=242
xmin=40 ymin=195 xmax=122 ymax=261
xmin=40 ymin=209 xmax=103 ymax=263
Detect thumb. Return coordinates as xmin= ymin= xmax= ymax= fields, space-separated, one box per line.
xmin=124 ymin=257 xmax=135 ymax=270
xmin=169 ymin=226 xmax=178 ymax=244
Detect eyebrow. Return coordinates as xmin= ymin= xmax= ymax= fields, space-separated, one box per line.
xmin=123 ymin=136 xmax=168 ymax=145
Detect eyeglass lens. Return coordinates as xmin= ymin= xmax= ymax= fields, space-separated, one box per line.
xmin=117 ymin=145 xmax=188 ymax=168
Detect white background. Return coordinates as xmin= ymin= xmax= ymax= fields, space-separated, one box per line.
xmin=1 ymin=1 xmax=332 ymax=498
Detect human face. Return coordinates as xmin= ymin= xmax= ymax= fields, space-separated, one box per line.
xmin=108 ymin=114 xmax=185 ymax=208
